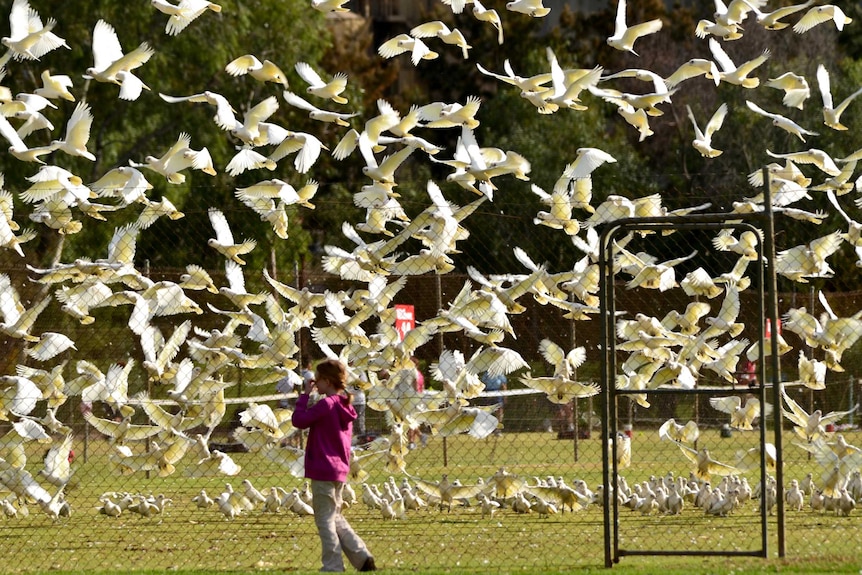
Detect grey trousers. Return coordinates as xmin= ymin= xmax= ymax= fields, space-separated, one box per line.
xmin=311 ymin=480 xmax=371 ymax=572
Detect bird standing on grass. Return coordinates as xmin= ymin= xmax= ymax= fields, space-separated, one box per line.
xmin=412 ymin=474 xmax=487 ymax=512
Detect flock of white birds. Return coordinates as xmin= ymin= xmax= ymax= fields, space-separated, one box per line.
xmin=0 ymin=0 xmax=861 ymax=535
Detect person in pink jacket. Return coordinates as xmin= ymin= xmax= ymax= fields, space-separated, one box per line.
xmin=292 ymin=359 xmax=376 ymax=572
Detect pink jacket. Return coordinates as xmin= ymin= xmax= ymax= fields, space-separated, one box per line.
xmin=291 ymin=393 xmax=356 ymax=482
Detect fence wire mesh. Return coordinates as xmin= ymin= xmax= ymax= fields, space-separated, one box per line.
xmin=2 ymin=200 xmax=862 ymax=572
xmin=600 ymin=219 xmax=774 ymax=561
xmin=1 ymin=0 xmax=862 ymax=573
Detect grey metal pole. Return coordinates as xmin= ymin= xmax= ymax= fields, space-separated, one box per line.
xmin=144 ymin=259 xmax=151 ymax=480
xmin=598 ymin=224 xmax=614 ymax=568
xmin=763 ymin=167 xmax=786 ymax=558
xmin=570 ymin=292 xmax=579 ymax=462
xmin=437 ymin=273 xmax=447 ymax=468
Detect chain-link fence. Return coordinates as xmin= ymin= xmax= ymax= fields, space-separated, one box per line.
xmin=2 ymin=0 xmax=862 ymax=573
xmin=3 ymin=199 xmax=862 ymax=572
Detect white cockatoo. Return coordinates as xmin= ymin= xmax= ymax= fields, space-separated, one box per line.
xmin=687 ymin=103 xmax=728 ymax=158
xmin=151 ymin=0 xmax=222 ymax=36
xmin=606 ymin=0 xmax=662 ymax=56
xmin=83 ymin=20 xmax=154 ymax=101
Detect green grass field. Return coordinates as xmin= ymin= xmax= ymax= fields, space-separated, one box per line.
xmin=2 ymin=427 xmax=861 ymax=574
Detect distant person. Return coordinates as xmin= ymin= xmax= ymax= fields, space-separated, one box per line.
xmin=739 ymin=359 xmax=757 ymax=388
xmin=408 ymin=357 xmax=425 ymax=449
xmin=347 ymin=375 xmax=367 ymax=442
xmin=412 ymin=356 xmax=425 ymax=393
xmin=481 ymin=371 xmax=507 ymax=434
xmin=276 ymin=372 xmax=299 ymax=409
xmin=301 ymin=355 xmax=315 ymax=389
xmin=291 ymin=359 xmax=376 ymax=572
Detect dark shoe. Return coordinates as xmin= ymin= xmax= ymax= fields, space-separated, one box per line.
xmin=359 ymin=556 xmax=377 ymax=572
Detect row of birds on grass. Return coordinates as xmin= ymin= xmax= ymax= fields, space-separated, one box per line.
xmin=658 ymin=403 xmax=861 ymax=500
xmin=3 ymin=397 xmax=859 ymax=523
xmin=617 ymin=468 xmax=859 ymax=517
xmin=2 ymin=0 xmax=862 ymax=519
xmin=9 ymin=452 xmax=859 ymax=523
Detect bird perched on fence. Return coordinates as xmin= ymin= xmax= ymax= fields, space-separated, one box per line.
xmin=793 ymin=352 xmax=828 ymax=390
xmin=611 ymin=432 xmax=631 ymax=469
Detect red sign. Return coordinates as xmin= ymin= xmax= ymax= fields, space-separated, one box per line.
xmin=765 ymin=318 xmax=782 ymax=338
xmin=394 ymin=304 xmax=415 ymax=341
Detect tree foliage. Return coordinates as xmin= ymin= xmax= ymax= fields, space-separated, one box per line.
xmin=0 ymin=0 xmax=339 ymax=274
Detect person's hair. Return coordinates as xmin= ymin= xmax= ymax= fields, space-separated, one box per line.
xmin=316 ymin=359 xmax=350 ymax=398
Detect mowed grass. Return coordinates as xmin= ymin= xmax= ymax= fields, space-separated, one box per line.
xmin=2 ymin=427 xmax=861 ymax=574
